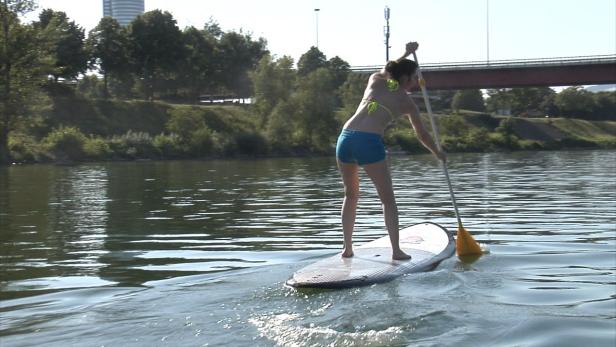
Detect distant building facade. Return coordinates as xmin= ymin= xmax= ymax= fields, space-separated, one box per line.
xmin=103 ymin=0 xmax=144 ymax=26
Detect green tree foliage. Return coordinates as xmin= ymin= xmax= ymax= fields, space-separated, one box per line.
xmin=335 ymin=73 xmax=368 ymax=125
xmin=203 ymin=18 xmax=223 ymax=38
xmin=76 ymin=74 xmax=104 ymax=98
xmin=451 ymin=89 xmax=485 ymax=113
xmin=293 ymin=68 xmax=338 ymax=151
xmin=327 ymin=56 xmax=350 ymax=90
xmin=42 ymin=126 xmax=87 ymax=161
xmin=439 ymin=115 xmax=469 ymax=137
xmin=1 ymin=0 xmax=33 ymax=14
xmin=592 ymin=92 xmax=616 ymax=120
xmin=179 ymin=26 xmax=216 ymax=103
xmin=86 ymin=17 xmax=130 ymax=98
xmin=555 ymin=87 xmax=596 ymax=119
xmin=128 ymin=10 xmax=185 ymax=100
xmin=217 ymin=30 xmax=268 ymax=98
xmin=251 ymin=54 xmax=295 ymax=126
xmin=511 ymin=87 xmax=555 ymax=115
xmin=486 ymin=87 xmax=555 ymax=116
xmin=266 ymin=99 xmax=296 ymax=151
xmin=35 ymin=9 xmax=88 ymax=82
xmin=0 ymin=0 xmax=50 ymax=163
xmin=429 ymin=90 xmax=457 ymax=111
xmin=297 ymin=46 xmax=327 ymax=76
xmin=486 ymin=88 xmax=513 ymax=114
xmin=253 ymin=46 xmax=346 ymax=153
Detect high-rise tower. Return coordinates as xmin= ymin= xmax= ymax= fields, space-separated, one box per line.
xmin=103 ymin=0 xmax=144 ymax=26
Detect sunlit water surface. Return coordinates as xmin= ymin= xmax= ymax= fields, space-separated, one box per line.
xmin=1 ymin=150 xmax=615 ymax=347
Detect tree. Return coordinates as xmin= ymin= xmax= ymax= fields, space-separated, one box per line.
xmin=429 ymin=90 xmax=457 ymax=112
xmin=0 ymin=0 xmax=49 ymax=163
xmin=297 ymin=46 xmax=327 ymax=76
xmin=486 ymin=88 xmax=514 ymax=114
xmin=327 ymin=56 xmax=350 ymax=90
xmin=508 ymin=87 xmax=555 ymax=116
xmin=486 ymin=87 xmax=556 ymax=116
xmin=539 ymin=92 xmax=559 ymax=117
xmin=555 ymin=87 xmax=595 ymax=118
xmin=592 ymin=92 xmax=616 ymax=120
xmin=293 ymin=68 xmax=337 ymax=151
xmin=86 ymin=17 xmax=130 ymax=98
xmin=178 ymin=26 xmax=217 ymax=103
xmin=76 ymin=74 xmax=104 ymax=98
xmin=217 ymin=30 xmax=268 ymax=98
xmin=451 ymin=89 xmax=485 ymax=113
xmin=35 ymin=9 xmax=88 ymax=82
xmin=335 ymin=72 xmax=368 ymax=125
xmin=128 ymin=10 xmax=185 ymax=100
xmin=203 ymin=17 xmax=223 ymax=39
xmin=251 ymin=54 xmax=295 ymax=126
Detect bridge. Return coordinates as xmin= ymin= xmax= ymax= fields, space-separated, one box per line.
xmin=350 ymin=55 xmax=616 ymax=90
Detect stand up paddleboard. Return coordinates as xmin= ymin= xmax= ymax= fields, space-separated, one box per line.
xmin=286 ymin=222 xmax=454 ymax=289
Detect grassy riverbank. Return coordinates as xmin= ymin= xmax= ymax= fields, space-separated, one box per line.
xmin=387 ymin=111 xmax=616 ymax=153
xmin=7 ymin=98 xmax=616 ymax=164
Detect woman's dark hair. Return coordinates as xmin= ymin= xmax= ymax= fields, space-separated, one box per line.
xmin=385 ymin=59 xmax=418 ymax=81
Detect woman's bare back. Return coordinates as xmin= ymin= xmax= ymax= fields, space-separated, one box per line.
xmin=343 ymin=72 xmax=408 ymax=135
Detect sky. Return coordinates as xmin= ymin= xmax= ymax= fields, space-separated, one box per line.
xmin=24 ymin=0 xmax=616 ymax=67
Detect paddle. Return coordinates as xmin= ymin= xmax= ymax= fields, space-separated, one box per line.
xmin=411 ymin=52 xmax=483 ymax=257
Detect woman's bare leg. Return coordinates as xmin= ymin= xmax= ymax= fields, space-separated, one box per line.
xmin=338 ymin=160 xmax=359 ymax=257
xmin=363 ymin=160 xmax=411 ymax=260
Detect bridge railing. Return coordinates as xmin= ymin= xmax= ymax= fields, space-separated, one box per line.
xmin=350 ymin=54 xmax=616 ymax=73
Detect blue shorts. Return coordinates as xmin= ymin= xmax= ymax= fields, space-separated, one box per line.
xmin=336 ymin=129 xmax=386 ymax=165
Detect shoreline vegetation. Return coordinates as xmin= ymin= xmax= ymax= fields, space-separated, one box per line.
xmin=7 ymin=96 xmax=616 ymax=165
xmin=2 ymin=4 xmax=615 ymax=165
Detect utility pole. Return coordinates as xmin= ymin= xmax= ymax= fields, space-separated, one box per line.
xmin=486 ymin=0 xmax=490 ymax=64
xmin=314 ymin=8 xmax=320 ymax=48
xmin=384 ymin=6 xmax=391 ymax=61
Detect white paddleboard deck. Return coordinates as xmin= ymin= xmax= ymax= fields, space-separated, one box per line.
xmin=286 ymin=222 xmax=454 ymax=289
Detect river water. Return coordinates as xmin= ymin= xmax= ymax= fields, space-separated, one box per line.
xmin=1 ymin=150 xmax=615 ymax=347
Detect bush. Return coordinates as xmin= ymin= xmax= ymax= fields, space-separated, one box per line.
xmin=596 ymin=136 xmax=616 ymax=149
xmin=167 ymin=107 xmax=205 ymax=140
xmin=488 ymin=132 xmax=520 ymax=150
xmin=109 ymin=131 xmax=158 ymax=159
xmin=153 ymin=134 xmax=184 ymax=158
xmin=463 ymin=128 xmax=492 ymax=151
xmin=83 ymin=137 xmax=112 ymax=160
xmin=496 ymin=117 xmax=516 ymax=135
xmin=235 ymin=131 xmax=268 ymax=156
xmin=188 ymin=128 xmax=214 ymax=156
xmin=211 ymin=131 xmax=238 ymax=156
xmin=439 ymin=115 xmax=470 ymax=137
xmin=43 ymin=127 xmax=87 ymax=161
xmin=557 ymin=137 xmax=596 ymax=148
xmin=519 ymin=139 xmax=545 ymax=150
xmin=387 ymin=130 xmax=425 ymax=153
xmin=441 ymin=135 xmax=464 ymax=152
xmin=8 ymin=134 xmax=41 ymax=163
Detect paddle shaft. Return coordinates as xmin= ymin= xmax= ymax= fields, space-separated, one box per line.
xmin=412 ymin=52 xmax=463 ymax=227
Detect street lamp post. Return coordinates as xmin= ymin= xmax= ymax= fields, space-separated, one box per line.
xmin=314 ymin=8 xmax=320 ymax=48
xmin=384 ymin=6 xmax=391 ymax=61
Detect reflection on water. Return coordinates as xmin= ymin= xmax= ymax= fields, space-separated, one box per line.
xmin=1 ymin=150 xmax=615 ymax=346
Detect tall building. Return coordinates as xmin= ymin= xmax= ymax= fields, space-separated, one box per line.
xmin=103 ymin=0 xmax=144 ymax=26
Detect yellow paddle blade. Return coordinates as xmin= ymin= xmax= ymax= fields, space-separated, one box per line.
xmin=456 ymin=226 xmax=483 ymax=256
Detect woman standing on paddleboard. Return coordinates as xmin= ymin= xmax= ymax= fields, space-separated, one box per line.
xmin=336 ymin=41 xmax=447 ymax=260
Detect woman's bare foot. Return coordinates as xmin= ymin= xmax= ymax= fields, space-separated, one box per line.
xmin=341 ymin=248 xmax=354 ymax=258
xmin=392 ymin=249 xmax=412 ymax=260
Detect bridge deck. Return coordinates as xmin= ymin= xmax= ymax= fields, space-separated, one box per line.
xmin=351 ymin=55 xmax=616 ymax=90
